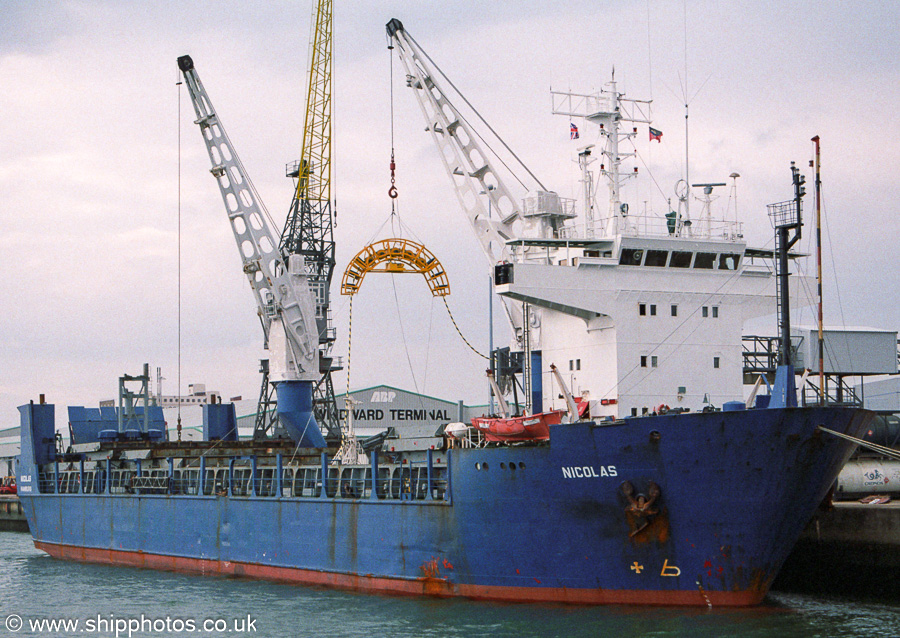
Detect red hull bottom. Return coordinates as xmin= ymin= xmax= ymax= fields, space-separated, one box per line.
xmin=35 ymin=540 xmax=765 ymax=607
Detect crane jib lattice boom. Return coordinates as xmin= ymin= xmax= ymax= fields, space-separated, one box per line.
xmin=386 ymin=19 xmax=575 ymax=348
xmin=295 ymin=0 xmax=332 ymax=205
xmin=177 ymin=55 xmax=319 ymax=385
xmin=386 ymin=19 xmax=520 ymax=268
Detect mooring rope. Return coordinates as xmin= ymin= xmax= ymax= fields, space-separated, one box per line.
xmin=818 ymin=426 xmax=900 ymax=462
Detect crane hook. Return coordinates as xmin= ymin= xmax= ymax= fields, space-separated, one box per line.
xmin=389 ymin=154 xmax=398 ymax=199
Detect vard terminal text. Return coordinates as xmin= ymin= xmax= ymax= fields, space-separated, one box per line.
xmin=338 ymin=408 xmax=452 ymax=422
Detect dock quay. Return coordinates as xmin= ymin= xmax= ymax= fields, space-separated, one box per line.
xmin=773 ymin=501 xmax=900 ymax=597
xmin=0 ymin=495 xmax=27 ymax=532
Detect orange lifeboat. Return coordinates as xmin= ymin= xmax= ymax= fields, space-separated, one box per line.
xmin=471 ymin=410 xmax=565 ymax=442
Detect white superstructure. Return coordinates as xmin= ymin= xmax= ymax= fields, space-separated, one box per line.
xmin=504 ymin=79 xmax=783 ymax=417
xmin=388 ymin=21 xmax=795 ymax=419
xmin=500 ymin=234 xmax=776 ymax=418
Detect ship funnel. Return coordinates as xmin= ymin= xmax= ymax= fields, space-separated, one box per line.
xmin=275 ymin=381 xmax=326 ymax=447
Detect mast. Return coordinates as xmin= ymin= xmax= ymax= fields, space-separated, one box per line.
xmin=765 ymin=162 xmax=805 ymax=409
xmin=684 ymin=101 xmax=690 ymax=221
xmin=577 ymin=145 xmax=596 ymax=236
xmin=812 ymin=135 xmax=824 ymax=404
xmin=550 ymin=78 xmax=651 ymax=238
xmin=768 ymin=162 xmax=806 ymax=367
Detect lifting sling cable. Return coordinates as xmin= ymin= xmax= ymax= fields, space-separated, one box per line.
xmin=341 ymin=237 xmax=489 ymax=367
xmin=423 ymin=295 xmax=435 ymax=392
xmin=390 ymin=271 xmax=427 ymax=407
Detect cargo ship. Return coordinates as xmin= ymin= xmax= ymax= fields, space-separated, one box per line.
xmin=15 ymin=18 xmax=874 ymax=606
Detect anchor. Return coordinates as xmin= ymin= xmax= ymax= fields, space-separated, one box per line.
xmin=621 ymin=481 xmax=661 ymax=538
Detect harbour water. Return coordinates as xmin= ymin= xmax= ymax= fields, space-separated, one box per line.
xmin=1 ymin=532 xmax=898 ymax=637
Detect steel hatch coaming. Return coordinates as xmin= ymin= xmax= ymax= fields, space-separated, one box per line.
xmin=20 ymin=407 xmax=872 ymax=606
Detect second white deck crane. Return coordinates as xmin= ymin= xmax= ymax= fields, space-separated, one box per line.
xmin=386 ymin=19 xmax=575 ymax=414
xmin=178 ymin=55 xmax=326 ymax=448
xmin=386 ymin=19 xmax=576 ymax=350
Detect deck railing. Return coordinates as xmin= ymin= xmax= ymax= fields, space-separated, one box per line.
xmin=559 ymin=215 xmax=744 ymax=241
xmin=37 ymin=450 xmax=451 ymax=503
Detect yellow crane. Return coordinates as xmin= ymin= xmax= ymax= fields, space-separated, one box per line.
xmin=256 ymin=0 xmax=340 ymax=441
xmin=289 ymin=0 xmax=333 ymax=213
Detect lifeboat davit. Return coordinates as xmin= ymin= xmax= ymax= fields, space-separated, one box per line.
xmin=474 ymin=365 xmax=591 ymax=442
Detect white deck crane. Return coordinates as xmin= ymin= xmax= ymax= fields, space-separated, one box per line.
xmin=386 ymin=19 xmax=575 ymax=414
xmin=177 ymin=55 xmax=326 ymax=448
xmin=386 ymin=19 xmax=575 ymax=350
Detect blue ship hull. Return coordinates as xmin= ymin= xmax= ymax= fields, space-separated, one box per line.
xmin=17 ymin=405 xmax=872 ymax=606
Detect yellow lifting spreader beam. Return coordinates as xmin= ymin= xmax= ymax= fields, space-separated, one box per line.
xmin=340 ymin=238 xmax=450 ymax=297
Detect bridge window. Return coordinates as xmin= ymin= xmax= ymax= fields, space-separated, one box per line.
xmin=713 ymin=356 xmax=720 ymax=369
xmin=670 ymin=251 xmax=693 ymax=268
xmin=619 ymin=249 xmax=644 ymax=265
xmin=719 ymin=253 xmax=741 ymax=270
xmin=639 ymin=303 xmax=646 ymax=316
xmin=640 ymin=356 xmax=648 ymax=368
xmin=645 ymin=250 xmax=669 ymax=267
xmin=694 ymin=253 xmax=716 ymax=269
xmin=671 ymin=304 xmax=678 ymax=317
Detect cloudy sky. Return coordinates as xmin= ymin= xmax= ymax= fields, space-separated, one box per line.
xmin=2 ymin=0 xmax=898 ymax=424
